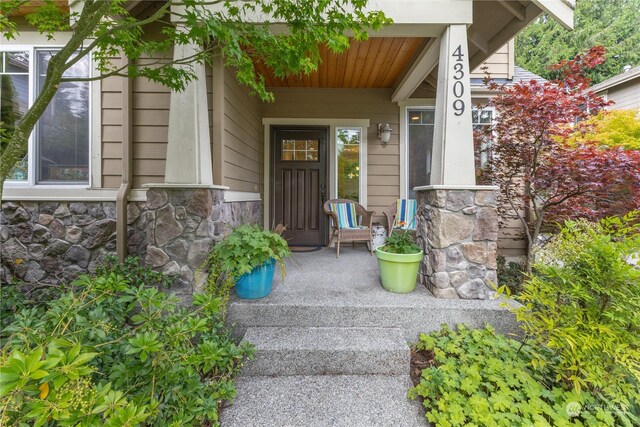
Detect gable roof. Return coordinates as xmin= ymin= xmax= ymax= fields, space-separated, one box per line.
xmin=590 ymin=66 xmax=640 ymax=93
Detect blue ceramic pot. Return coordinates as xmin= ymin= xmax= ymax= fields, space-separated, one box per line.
xmin=235 ymin=259 xmax=276 ymax=299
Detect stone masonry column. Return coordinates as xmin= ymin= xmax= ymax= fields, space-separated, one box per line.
xmin=415 ymin=186 xmax=499 ymax=299
xmin=411 ymin=24 xmax=500 ymax=299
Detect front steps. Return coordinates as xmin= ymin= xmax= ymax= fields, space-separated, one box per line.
xmin=220 ymin=249 xmax=516 ymax=426
xmin=241 ymin=326 xmax=409 ymax=376
xmin=221 ymin=375 xmax=425 ymax=427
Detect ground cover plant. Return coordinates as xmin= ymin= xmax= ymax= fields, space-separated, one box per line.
xmin=0 ymin=257 xmax=253 ymax=426
xmin=411 ymin=214 xmax=640 ymax=426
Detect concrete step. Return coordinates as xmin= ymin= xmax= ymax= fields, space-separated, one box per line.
xmin=241 ymin=326 xmax=409 ymax=376
xmin=227 ymin=298 xmax=517 ymax=341
xmin=220 ymin=374 xmax=425 ymax=427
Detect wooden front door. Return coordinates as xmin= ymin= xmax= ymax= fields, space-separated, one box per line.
xmin=272 ymin=127 xmax=328 ymax=246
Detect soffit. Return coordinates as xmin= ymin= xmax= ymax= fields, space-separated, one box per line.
xmin=254 ymin=37 xmax=426 ymax=89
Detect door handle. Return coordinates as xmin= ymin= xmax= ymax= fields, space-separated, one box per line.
xmin=320 ymin=183 xmax=326 ymax=204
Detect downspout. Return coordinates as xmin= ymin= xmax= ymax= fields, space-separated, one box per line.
xmin=116 ymin=56 xmax=132 ymax=262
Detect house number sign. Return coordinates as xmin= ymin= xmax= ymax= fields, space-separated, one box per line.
xmin=451 ymin=44 xmax=466 ymax=116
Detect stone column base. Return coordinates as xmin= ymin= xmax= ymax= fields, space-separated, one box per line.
xmin=142 ymin=187 xmax=260 ymax=295
xmin=415 ymin=186 xmax=498 ymax=300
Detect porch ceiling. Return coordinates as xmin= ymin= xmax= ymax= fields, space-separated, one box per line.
xmin=254 ymin=37 xmax=427 ymax=89
xmin=9 ymin=0 xmax=69 ymax=16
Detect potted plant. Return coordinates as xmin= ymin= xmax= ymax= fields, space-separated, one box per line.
xmin=375 ymin=230 xmax=423 ymax=293
xmin=205 ymin=224 xmax=291 ymax=299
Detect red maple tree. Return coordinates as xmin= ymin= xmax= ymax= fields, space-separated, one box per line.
xmin=478 ymin=46 xmax=640 ymax=271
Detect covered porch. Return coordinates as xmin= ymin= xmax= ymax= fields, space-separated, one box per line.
xmin=140 ymin=0 xmax=575 ymax=299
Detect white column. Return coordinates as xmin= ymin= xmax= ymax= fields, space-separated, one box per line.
xmin=430 ymin=24 xmax=475 ymax=186
xmin=164 ymin=41 xmax=214 ymax=185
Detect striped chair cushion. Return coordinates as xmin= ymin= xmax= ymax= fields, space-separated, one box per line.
xmin=393 ymin=199 xmax=417 ymax=230
xmin=330 ymin=203 xmax=359 ymax=229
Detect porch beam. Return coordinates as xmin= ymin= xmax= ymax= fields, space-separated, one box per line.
xmin=392 ymin=37 xmax=440 ymax=103
xmin=497 ymin=0 xmax=526 ymax=21
xmin=196 ymin=0 xmax=473 ymax=26
xmin=531 ymin=0 xmax=574 ymax=30
xmin=430 ymin=24 xmax=475 ymax=186
xmin=468 ymin=30 xmax=489 ymax=54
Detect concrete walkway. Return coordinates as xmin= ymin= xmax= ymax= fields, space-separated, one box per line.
xmin=221 ymin=246 xmax=516 ymax=426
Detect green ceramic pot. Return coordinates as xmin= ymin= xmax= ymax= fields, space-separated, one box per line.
xmin=375 ymin=247 xmax=423 ymax=293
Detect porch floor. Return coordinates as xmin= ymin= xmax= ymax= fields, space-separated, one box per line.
xmin=227 ymin=245 xmax=516 ymax=339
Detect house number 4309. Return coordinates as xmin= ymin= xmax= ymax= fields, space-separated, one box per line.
xmin=451 ymin=45 xmax=465 ymax=116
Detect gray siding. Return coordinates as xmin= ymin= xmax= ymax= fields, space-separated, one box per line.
xmin=604 ymin=79 xmax=640 ymax=111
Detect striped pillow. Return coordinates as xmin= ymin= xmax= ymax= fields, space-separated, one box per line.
xmin=330 ymin=203 xmax=358 ymax=229
xmin=393 ymin=199 xmax=417 ymax=230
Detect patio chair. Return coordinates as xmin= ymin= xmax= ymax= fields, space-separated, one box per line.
xmin=384 ymin=199 xmax=418 ymax=237
xmin=324 ymin=199 xmax=375 ymax=257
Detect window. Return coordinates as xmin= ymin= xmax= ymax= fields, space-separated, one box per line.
xmin=472 ymin=108 xmax=493 ymax=168
xmin=407 ymin=108 xmax=434 ymax=198
xmin=1 ymin=48 xmax=90 ymax=185
xmin=336 ymin=127 xmax=361 ymax=201
xmin=281 ymin=139 xmax=319 ymax=161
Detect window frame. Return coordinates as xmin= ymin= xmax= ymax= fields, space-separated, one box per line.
xmin=335 ymin=126 xmax=365 ymax=204
xmin=399 ymin=99 xmax=436 ymax=198
xmin=471 ymin=106 xmax=495 ymax=168
xmin=1 ymin=44 xmax=93 ymax=189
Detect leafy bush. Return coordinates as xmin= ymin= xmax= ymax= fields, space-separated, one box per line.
xmin=504 ymin=213 xmax=640 ymax=411
xmin=496 ymin=255 xmax=526 ymax=295
xmin=409 ymin=325 xmax=632 ymax=426
xmin=379 ymin=230 xmax=421 ymax=254
xmin=202 ymin=224 xmax=290 ymax=303
xmin=1 ymin=258 xmax=253 ymax=426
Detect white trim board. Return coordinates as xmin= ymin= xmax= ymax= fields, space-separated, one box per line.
xmin=261 ymin=118 xmax=370 ymax=230
xmin=224 ymin=191 xmax=261 ymax=202
xmin=2 ymin=188 xmax=148 ymax=202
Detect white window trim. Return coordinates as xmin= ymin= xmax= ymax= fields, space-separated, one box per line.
xmin=399 ymin=99 xmax=435 ymax=198
xmin=471 ymin=105 xmax=496 ymax=168
xmin=1 ymin=34 xmax=100 ymax=198
xmin=262 ymin=118 xmax=370 ymax=230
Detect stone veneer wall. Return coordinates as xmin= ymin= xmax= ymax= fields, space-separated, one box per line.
xmin=415 ymin=188 xmax=499 ymax=299
xmin=142 ymin=188 xmax=261 ymax=296
xmin=1 ymin=190 xmax=260 ymax=292
xmin=1 ymin=201 xmax=146 ymax=284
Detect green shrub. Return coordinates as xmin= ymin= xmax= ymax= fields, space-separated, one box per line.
xmin=496 ymin=255 xmax=526 ymax=294
xmin=409 ymin=325 xmax=632 ymax=426
xmin=503 ymin=213 xmax=640 ymax=411
xmin=1 ymin=258 xmax=253 ymax=426
xmin=202 ymin=224 xmax=290 ymax=304
xmin=380 ymin=229 xmax=421 ymax=254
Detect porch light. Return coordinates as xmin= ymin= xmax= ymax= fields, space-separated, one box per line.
xmin=377 ymin=123 xmax=392 ymax=144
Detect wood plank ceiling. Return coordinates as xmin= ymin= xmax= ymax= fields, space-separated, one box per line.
xmin=254 ymin=37 xmax=427 ymax=88
xmin=8 ymin=1 xmax=69 ymax=16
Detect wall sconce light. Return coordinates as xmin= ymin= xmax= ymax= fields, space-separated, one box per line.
xmin=377 ymin=123 xmax=392 ymax=144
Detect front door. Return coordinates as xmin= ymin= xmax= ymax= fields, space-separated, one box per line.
xmin=272 ymin=127 xmax=328 ymax=246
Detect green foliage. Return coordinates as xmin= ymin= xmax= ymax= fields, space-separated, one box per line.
xmin=515 ymin=0 xmax=640 ymax=84
xmin=409 ymin=325 xmax=633 ymax=427
xmin=496 ymin=255 xmax=526 ymax=295
xmin=502 ymin=212 xmax=640 ymax=413
xmin=203 ymin=224 xmax=291 ymax=303
xmin=568 ymin=110 xmax=640 ymax=150
xmin=1 ymin=259 xmax=253 ymax=426
xmin=380 ymin=230 xmax=421 ymax=254
xmin=96 ymin=255 xmax=173 ymax=289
